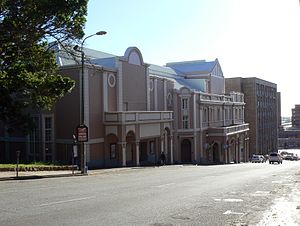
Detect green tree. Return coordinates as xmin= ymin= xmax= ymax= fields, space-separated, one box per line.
xmin=0 ymin=0 xmax=88 ymax=132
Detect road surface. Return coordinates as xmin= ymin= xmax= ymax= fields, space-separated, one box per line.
xmin=0 ymin=161 xmax=299 ymax=225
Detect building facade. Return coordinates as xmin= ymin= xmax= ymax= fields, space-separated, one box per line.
xmin=292 ymin=105 xmax=300 ymax=128
xmin=225 ymin=77 xmax=278 ymax=156
xmin=0 ymin=46 xmax=250 ymax=167
xmin=279 ymin=104 xmax=300 ymax=149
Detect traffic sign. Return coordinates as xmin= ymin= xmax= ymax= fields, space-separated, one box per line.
xmin=77 ymin=125 xmax=88 ymax=142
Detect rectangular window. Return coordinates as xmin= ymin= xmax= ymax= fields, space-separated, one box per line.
xmin=150 ymin=141 xmax=155 ymax=154
xmin=110 ymin=144 xmax=116 ymax=159
xmin=203 ymin=108 xmax=207 ymax=122
xmin=44 ymin=116 xmax=53 ymax=160
xmin=44 ymin=117 xmax=52 ymax=141
xmin=45 ymin=117 xmax=52 ymax=129
xmin=29 ymin=116 xmax=40 ymax=155
xmin=182 ymin=115 xmax=189 ymax=129
xmin=182 ymin=98 xmax=188 ymax=110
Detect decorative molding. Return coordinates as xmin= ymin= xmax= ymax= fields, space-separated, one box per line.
xmin=103 ymin=72 xmax=108 ymax=112
xmin=149 ymin=79 xmax=154 ymax=91
xmin=117 ymin=60 xmax=123 ymax=111
xmin=154 ymin=79 xmax=158 ymax=110
xmin=123 ymin=47 xmax=144 ymax=66
xmin=108 ymin=73 xmax=116 ymax=87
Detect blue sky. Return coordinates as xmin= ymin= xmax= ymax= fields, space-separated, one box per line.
xmin=83 ymin=0 xmax=300 ymax=117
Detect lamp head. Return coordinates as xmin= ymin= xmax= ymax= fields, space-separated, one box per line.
xmin=73 ymin=45 xmax=80 ymax=51
xmin=96 ymin=31 xmax=107 ymax=36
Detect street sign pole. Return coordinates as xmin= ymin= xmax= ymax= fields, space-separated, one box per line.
xmin=77 ymin=125 xmax=88 ymax=174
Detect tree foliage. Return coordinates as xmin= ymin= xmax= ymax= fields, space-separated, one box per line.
xmin=0 ymin=0 xmax=88 ymax=133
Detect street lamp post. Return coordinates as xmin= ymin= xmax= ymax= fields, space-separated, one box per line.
xmin=74 ymin=31 xmax=107 ymax=174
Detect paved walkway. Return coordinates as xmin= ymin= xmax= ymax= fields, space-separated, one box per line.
xmin=0 ymin=166 xmax=158 ymax=181
xmin=0 ymin=164 xmax=186 ymax=181
xmin=0 ymin=170 xmax=82 ymax=181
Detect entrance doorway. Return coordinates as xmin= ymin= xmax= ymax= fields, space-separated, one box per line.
xmin=181 ymin=139 xmax=192 ymax=163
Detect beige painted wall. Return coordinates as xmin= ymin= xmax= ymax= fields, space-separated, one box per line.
xmin=210 ymin=75 xmax=225 ymax=94
xmin=156 ymin=79 xmax=164 ymax=111
xmin=150 ymin=78 xmax=155 ymax=110
xmin=88 ymin=68 xmax=104 ymax=139
xmin=122 ymin=62 xmax=147 ymax=111
xmin=108 ymin=73 xmax=117 ymax=111
xmin=55 ymin=68 xmax=80 ymax=139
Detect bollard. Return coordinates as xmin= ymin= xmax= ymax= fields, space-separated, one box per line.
xmin=16 ymin=150 xmax=20 ymax=178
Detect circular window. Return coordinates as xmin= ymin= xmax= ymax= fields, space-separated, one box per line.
xmin=108 ymin=73 xmax=116 ymax=87
xmin=149 ymin=80 xmax=154 ymax=91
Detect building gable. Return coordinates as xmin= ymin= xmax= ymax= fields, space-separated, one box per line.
xmin=211 ymin=59 xmax=223 ymax=78
xmin=123 ymin=47 xmax=144 ymax=66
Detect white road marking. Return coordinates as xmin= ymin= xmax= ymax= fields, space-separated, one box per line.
xmin=272 ymin=181 xmax=283 ymax=184
xmin=213 ymin=198 xmax=243 ymax=202
xmin=38 ymin=196 xmax=95 ymax=207
xmin=251 ymin=191 xmax=270 ymax=196
xmin=223 ymin=198 xmax=243 ymax=202
xmin=153 ymin=183 xmax=175 ymax=188
xmin=223 ymin=210 xmax=244 ymax=215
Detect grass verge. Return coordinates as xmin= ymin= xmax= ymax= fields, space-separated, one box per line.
xmin=0 ymin=163 xmax=76 ymax=171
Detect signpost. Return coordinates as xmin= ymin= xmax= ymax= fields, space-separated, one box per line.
xmin=16 ymin=150 xmax=20 ymax=178
xmin=76 ymin=125 xmax=88 ymax=174
xmin=76 ymin=125 xmax=88 ymax=142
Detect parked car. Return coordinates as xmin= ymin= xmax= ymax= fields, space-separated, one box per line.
xmin=285 ymin=155 xmax=294 ymax=161
xmin=264 ymin=154 xmax=269 ymax=161
xmin=269 ymin=152 xmax=283 ymax=164
xmin=292 ymin=155 xmax=299 ymax=161
xmin=258 ymin=155 xmax=267 ymax=162
xmin=251 ymin=155 xmax=265 ymax=163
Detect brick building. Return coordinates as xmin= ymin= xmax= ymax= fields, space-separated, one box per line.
xmin=225 ymin=77 xmax=278 ymax=156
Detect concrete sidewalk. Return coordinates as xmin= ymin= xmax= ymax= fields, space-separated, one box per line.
xmin=0 ymin=170 xmax=84 ymax=181
xmin=0 ymin=166 xmax=159 ymax=181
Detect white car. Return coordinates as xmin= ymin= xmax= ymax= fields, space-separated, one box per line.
xmin=269 ymin=153 xmax=283 ymax=164
xmin=251 ymin=155 xmax=264 ymax=163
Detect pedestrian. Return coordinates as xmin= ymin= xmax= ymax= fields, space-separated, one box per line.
xmin=160 ymin=151 xmax=166 ymax=165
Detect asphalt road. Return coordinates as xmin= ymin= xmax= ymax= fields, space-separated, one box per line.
xmin=0 ymin=161 xmax=300 ymax=226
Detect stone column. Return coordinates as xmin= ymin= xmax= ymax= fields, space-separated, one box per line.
xmin=235 ymin=140 xmax=239 ymax=163
xmin=154 ymin=78 xmax=158 ymax=111
xmin=164 ymin=133 xmax=168 ymax=160
xmin=170 ymin=135 xmax=174 ymax=164
xmin=237 ymin=138 xmax=241 ymax=163
xmin=116 ymin=60 xmax=123 ymax=111
xmin=163 ymin=80 xmax=167 ymax=111
xmin=160 ymin=136 xmax=164 ymax=154
xmin=228 ymin=144 xmax=231 ymax=163
xmin=136 ymin=141 xmax=140 ymax=166
xmin=193 ymin=134 xmax=197 ymax=163
xmin=103 ymin=72 xmax=108 ymax=112
xmin=119 ymin=142 xmax=126 ymax=167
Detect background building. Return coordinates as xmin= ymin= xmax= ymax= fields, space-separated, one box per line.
xmin=278 ymin=104 xmax=300 ymax=149
xmin=225 ymin=77 xmax=278 ymax=156
xmin=292 ymin=105 xmax=300 ymax=128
